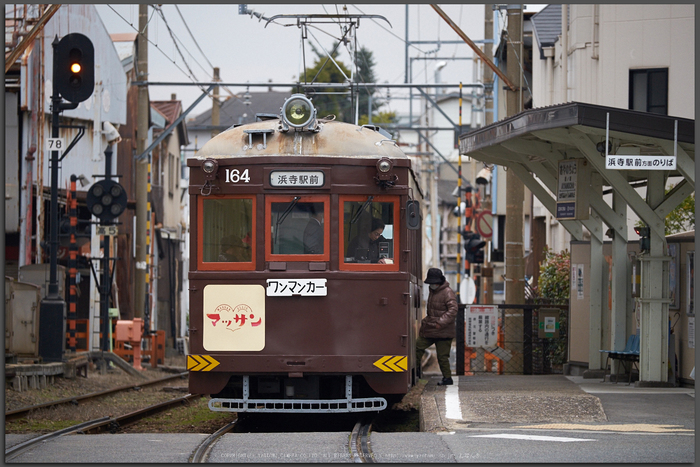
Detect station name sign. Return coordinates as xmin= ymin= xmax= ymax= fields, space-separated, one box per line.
xmin=269 ymin=170 xmax=325 ymax=188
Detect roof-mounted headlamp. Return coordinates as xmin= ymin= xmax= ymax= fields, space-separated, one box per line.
xmin=280 ymin=94 xmax=319 ymax=132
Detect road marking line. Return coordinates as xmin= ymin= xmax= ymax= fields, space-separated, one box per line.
xmin=514 ymin=423 xmax=693 ymax=433
xmin=470 ymin=434 xmax=596 ymax=442
xmin=445 ymin=380 xmax=462 ymax=420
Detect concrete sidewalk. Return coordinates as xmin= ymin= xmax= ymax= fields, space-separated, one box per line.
xmin=419 ymin=374 xmax=695 ymax=433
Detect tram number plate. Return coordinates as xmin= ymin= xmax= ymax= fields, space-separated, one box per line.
xmin=266 ymin=278 xmax=327 ymax=296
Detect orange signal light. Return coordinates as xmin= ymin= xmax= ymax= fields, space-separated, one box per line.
xmin=70 ymin=63 xmax=81 ymax=73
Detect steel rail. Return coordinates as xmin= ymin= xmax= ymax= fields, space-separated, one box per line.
xmin=5 ymin=394 xmax=201 ymax=461
xmin=189 ymin=420 xmax=238 ymax=463
xmin=81 ymin=393 xmax=202 ymax=434
xmin=5 ymin=417 xmax=111 ymax=461
xmin=350 ymin=420 xmax=376 ymax=463
xmin=5 ymin=372 xmax=189 ymax=420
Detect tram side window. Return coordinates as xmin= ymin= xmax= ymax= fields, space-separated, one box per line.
xmin=270 ymin=200 xmax=326 ymax=256
xmin=343 ymin=200 xmax=395 ymax=264
xmin=202 ymin=198 xmax=253 ymax=263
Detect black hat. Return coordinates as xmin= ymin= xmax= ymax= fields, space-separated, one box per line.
xmin=371 ymin=217 xmax=385 ymax=232
xmin=424 ymin=268 xmax=445 ymax=284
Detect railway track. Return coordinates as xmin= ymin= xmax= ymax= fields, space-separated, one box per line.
xmin=189 ymin=420 xmax=238 ymax=463
xmin=8 ymin=411 xmax=379 ymax=463
xmin=5 ymin=372 xmax=189 ymax=421
xmin=350 ymin=420 xmax=376 ymax=463
xmin=5 ymin=393 xmax=201 ymax=462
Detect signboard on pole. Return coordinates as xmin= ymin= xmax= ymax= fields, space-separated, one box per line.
xmin=556 ymin=159 xmax=590 ymax=220
xmin=475 ymin=211 xmax=493 ymax=240
xmin=465 ymin=305 xmax=498 ymax=347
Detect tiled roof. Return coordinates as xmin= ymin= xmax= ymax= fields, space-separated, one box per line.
xmin=152 ymin=100 xmax=182 ymax=124
xmin=151 ymin=100 xmax=189 ymax=146
xmin=188 ymin=90 xmax=291 ymax=128
xmin=531 ymin=4 xmax=563 ymax=59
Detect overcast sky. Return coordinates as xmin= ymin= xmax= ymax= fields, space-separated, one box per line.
xmin=95 ymin=4 xmax=543 ymax=118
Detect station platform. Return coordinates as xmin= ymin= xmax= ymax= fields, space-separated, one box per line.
xmin=419 ymin=373 xmax=695 ymax=433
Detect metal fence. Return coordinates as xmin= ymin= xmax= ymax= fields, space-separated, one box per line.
xmin=456 ymin=304 xmax=569 ymax=375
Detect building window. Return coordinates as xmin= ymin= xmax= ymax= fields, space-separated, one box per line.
xmin=629 ymin=68 xmax=668 ymax=115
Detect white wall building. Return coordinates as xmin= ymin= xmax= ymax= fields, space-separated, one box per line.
xmin=529 ymin=4 xmax=695 ymax=249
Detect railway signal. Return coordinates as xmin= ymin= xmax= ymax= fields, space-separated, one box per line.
xmin=54 ymin=33 xmax=94 ymax=104
xmin=86 ymin=180 xmax=127 ymax=221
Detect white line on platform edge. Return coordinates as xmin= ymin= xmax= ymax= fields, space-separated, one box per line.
xmin=444 ymin=379 xmax=462 ymax=420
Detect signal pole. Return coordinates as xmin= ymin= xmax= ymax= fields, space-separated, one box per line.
xmin=135 ymin=4 xmax=149 ymax=321
xmin=40 ymin=33 xmax=94 ymax=363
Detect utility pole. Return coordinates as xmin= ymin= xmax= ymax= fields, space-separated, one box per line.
xmin=211 ymin=67 xmax=220 ymax=138
xmin=481 ymin=5 xmax=495 ymax=305
xmin=504 ymin=4 xmax=525 ymax=372
xmin=134 ymin=4 xmax=149 ymax=321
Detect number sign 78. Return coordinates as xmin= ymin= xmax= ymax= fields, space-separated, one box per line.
xmin=47 ymin=138 xmax=65 ymax=153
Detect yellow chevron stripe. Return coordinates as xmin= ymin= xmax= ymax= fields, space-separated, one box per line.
xmin=373 ymin=355 xmax=392 ymax=372
xmin=373 ymin=355 xmax=407 ymax=372
xmin=186 ymin=355 xmax=199 ymax=370
xmin=201 ymin=355 xmax=220 ymax=371
xmin=187 ymin=355 xmax=220 ymax=371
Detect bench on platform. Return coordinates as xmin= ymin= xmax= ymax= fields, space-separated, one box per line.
xmin=600 ymin=334 xmax=640 ymax=385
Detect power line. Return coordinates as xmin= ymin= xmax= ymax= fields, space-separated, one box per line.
xmin=155 ymin=5 xmax=202 ymax=84
xmin=106 ymin=5 xmax=201 ymax=85
xmin=174 ymin=5 xmax=214 ymax=71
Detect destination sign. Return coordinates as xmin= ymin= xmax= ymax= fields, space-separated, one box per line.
xmin=269 ymin=170 xmax=325 ymax=187
xmin=605 ymin=155 xmax=676 ymax=170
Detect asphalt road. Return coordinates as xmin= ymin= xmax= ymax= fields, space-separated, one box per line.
xmin=5 ymin=376 xmax=695 ymax=463
xmin=6 ymin=422 xmax=695 ymax=463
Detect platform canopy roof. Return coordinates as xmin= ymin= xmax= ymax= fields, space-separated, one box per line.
xmin=459 ymin=102 xmax=695 ymax=242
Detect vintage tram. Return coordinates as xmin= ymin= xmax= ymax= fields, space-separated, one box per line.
xmin=187 ymin=94 xmax=424 ymax=413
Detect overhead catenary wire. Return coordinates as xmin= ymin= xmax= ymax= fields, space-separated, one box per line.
xmin=153 ymin=5 xmax=238 ymax=124
xmin=174 ymin=4 xmax=214 ymax=70
xmin=107 ymin=5 xmax=204 ymax=88
xmin=108 ymin=4 xmax=243 ymax=122
xmin=154 ymin=6 xmax=203 ymax=87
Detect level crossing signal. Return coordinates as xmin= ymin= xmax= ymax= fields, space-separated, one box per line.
xmin=634 ymin=225 xmax=651 ymax=252
xmin=87 ymin=180 xmax=127 ymax=221
xmin=463 ymin=230 xmax=486 ymax=264
xmin=54 ymin=33 xmax=94 ymax=104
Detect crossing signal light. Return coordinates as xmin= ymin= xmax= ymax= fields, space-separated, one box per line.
xmin=54 ymin=33 xmax=94 ymax=104
xmin=634 ymin=225 xmax=650 ymax=252
xmin=87 ymin=180 xmax=127 ymax=221
xmin=463 ymin=231 xmax=486 ymax=264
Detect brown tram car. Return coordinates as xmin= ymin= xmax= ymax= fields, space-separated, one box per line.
xmin=187 ymin=95 xmax=424 ymax=413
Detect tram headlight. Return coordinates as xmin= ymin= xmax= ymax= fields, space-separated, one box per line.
xmin=280 ymin=94 xmax=317 ymax=131
xmin=202 ymin=158 xmax=219 ymax=180
xmin=375 ymin=157 xmax=398 ymax=189
xmin=377 ymin=158 xmax=393 ymax=173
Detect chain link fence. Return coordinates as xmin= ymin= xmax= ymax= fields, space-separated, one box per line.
xmin=457 ymin=304 xmax=569 ymax=375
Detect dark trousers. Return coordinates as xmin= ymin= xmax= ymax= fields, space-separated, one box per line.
xmin=416 ymin=336 xmax=453 ymax=379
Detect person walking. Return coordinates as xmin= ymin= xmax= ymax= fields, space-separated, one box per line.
xmin=416 ymin=268 xmax=458 ymax=385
